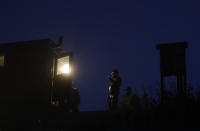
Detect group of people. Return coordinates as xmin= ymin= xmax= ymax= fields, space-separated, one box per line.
xmin=107 ymin=69 xmax=140 ymax=112
xmin=56 ymin=68 xmax=140 ymax=113
xmin=107 ymin=69 xmax=150 ymax=128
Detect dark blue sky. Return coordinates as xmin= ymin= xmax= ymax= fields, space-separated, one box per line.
xmin=1 ymin=0 xmax=200 ymax=111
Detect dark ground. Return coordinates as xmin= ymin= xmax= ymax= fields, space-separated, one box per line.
xmin=0 ymin=109 xmax=199 ymax=131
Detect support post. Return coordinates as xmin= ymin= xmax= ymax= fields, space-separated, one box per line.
xmin=160 ymin=74 xmax=164 ymax=104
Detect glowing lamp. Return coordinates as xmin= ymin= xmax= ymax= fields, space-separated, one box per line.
xmin=57 ymin=56 xmax=71 ymax=75
xmin=61 ymin=64 xmax=70 ymax=74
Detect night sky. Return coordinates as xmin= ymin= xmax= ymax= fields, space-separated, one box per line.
xmin=1 ymin=0 xmax=200 ymax=111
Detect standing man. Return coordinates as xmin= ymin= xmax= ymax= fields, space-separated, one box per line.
xmin=120 ymin=86 xmax=134 ymax=128
xmin=120 ymin=86 xmax=140 ymax=128
xmin=121 ymin=86 xmax=134 ymax=111
xmin=68 ymin=88 xmax=80 ymax=112
xmin=108 ymin=69 xmax=122 ymax=111
xmin=71 ymin=88 xmax=80 ymax=112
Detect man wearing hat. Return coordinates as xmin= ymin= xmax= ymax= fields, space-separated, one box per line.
xmin=108 ymin=69 xmax=122 ymax=111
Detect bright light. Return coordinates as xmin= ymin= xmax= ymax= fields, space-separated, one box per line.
xmin=57 ymin=56 xmax=71 ymax=75
xmin=61 ymin=64 xmax=70 ymax=74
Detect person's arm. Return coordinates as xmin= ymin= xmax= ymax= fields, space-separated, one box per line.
xmin=108 ymin=76 xmax=114 ymax=82
xmin=116 ymin=77 xmax=122 ymax=87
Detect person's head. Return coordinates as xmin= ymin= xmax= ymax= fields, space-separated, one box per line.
xmin=73 ymin=88 xmax=79 ymax=95
xmin=111 ymin=69 xmax=119 ymax=77
xmin=124 ymin=86 xmax=131 ymax=95
xmin=73 ymin=88 xmax=78 ymax=92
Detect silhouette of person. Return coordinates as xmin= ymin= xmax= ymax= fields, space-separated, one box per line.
xmin=108 ymin=69 xmax=122 ymax=111
xmin=121 ymin=86 xmax=134 ymax=110
xmin=68 ymin=88 xmax=80 ymax=112
xmin=120 ymin=86 xmax=134 ymax=128
xmin=121 ymin=87 xmax=140 ymax=128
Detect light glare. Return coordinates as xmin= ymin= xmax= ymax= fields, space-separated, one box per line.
xmin=61 ymin=64 xmax=70 ymax=74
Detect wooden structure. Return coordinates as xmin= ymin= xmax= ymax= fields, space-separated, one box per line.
xmin=156 ymin=42 xmax=188 ymax=101
xmin=0 ymin=38 xmax=72 ymax=122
